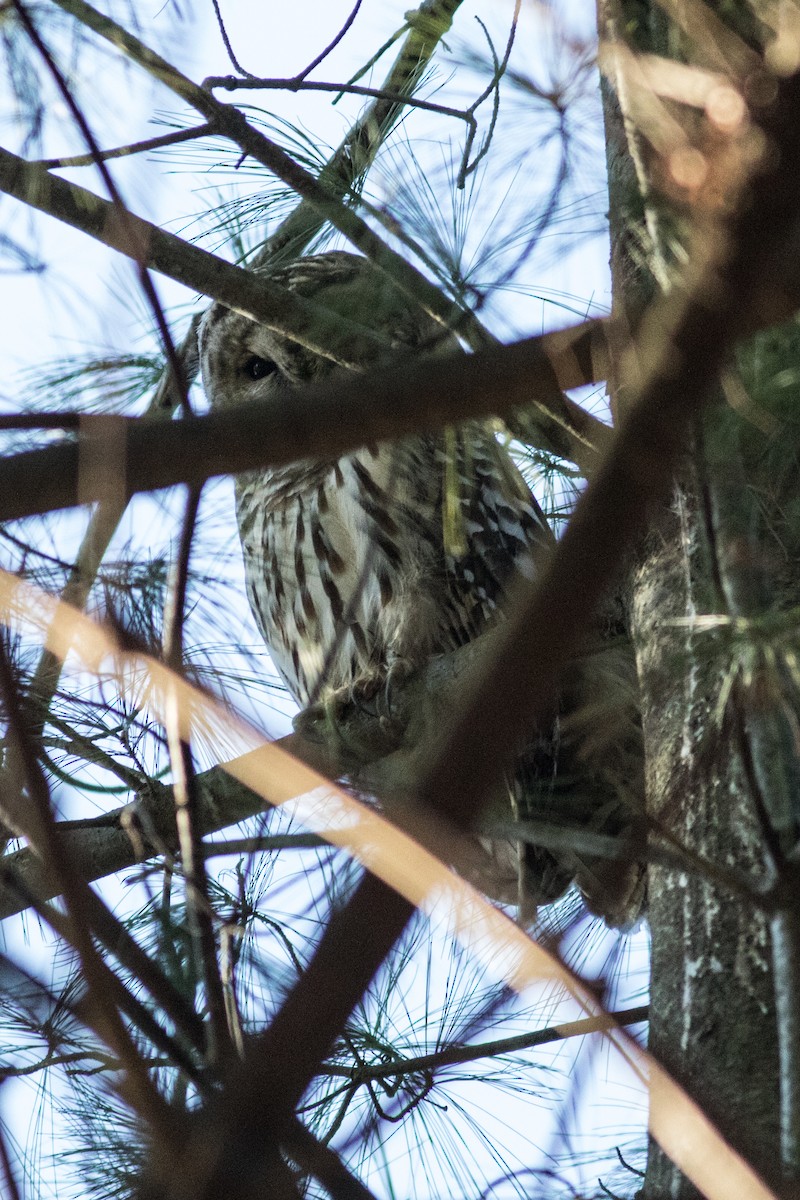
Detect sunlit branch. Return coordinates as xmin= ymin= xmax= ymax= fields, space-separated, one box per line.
xmin=0 ymin=570 xmax=778 ymax=1200
xmin=319 ymin=1005 xmax=650 ymax=1082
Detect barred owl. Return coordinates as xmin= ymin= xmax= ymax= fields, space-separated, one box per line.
xmin=199 ymin=252 xmax=553 ymax=705
xmin=199 ymin=252 xmax=587 ymax=910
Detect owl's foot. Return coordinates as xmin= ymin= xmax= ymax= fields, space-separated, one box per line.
xmin=294 ymin=668 xmax=409 ymax=762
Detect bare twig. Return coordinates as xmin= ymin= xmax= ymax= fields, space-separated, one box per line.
xmin=261 ymin=0 xmax=466 ymax=262
xmin=209 ymin=0 xmax=254 ymax=79
xmin=293 ymin=0 xmax=364 ymax=82
xmin=34 ymin=122 xmax=215 ymax=169
xmin=203 ymin=75 xmax=476 ymax=132
xmin=162 ymin=485 xmax=232 ymax=1064
xmin=457 ymin=0 xmax=521 ymax=187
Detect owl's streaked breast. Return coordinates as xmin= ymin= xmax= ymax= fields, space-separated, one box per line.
xmin=198 ymin=251 xmax=552 ymax=706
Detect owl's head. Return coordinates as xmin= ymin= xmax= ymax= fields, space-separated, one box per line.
xmin=198 ymin=251 xmax=445 ymax=410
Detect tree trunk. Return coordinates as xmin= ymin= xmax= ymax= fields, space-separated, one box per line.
xmin=633 ymin=500 xmax=779 ymax=1196
xmin=597 ymin=0 xmax=788 ymax=1191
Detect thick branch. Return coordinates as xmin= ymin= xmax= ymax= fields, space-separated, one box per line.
xmin=0 ymin=147 xmax=394 ymax=365
xmin=0 ymin=320 xmax=610 ymax=523
xmin=50 ymin=0 xmax=485 ymax=348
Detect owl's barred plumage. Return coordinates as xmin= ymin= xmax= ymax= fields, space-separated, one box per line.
xmin=198 ymin=251 xmax=648 ymax=922
xmin=199 ymin=252 xmax=553 ymax=707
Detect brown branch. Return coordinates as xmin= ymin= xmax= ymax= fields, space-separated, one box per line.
xmin=291 ymin=0 xmax=363 ymax=82
xmin=204 ymin=74 xmax=478 ymax=139
xmin=319 ymin=1005 xmax=650 ymax=1081
xmin=50 ymin=0 xmax=486 ymax=349
xmin=162 ymin=486 xmax=232 ymax=1064
xmin=33 ymin=122 xmax=215 ymax=169
xmin=0 ymin=319 xmax=610 ymax=524
xmin=203 ymin=75 xmax=474 ymax=125
xmin=0 ymin=146 xmax=396 ymax=366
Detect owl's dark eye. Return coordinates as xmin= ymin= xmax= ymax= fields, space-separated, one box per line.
xmin=243 ymin=355 xmax=276 ymax=381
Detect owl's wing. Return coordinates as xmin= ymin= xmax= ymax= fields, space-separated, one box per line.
xmin=436 ymin=422 xmax=553 ymax=650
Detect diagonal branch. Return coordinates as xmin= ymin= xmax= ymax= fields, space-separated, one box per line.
xmin=0 ymin=146 xmax=395 ymax=365
xmin=49 ymin=0 xmax=484 ymax=347
xmin=0 ymin=319 xmax=610 ymax=524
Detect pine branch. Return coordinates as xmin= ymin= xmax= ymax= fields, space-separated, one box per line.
xmin=319 ymin=1005 xmax=650 ymax=1081
xmin=0 ymin=147 xmax=397 ymax=363
xmin=0 ymin=319 xmax=609 ymax=524
xmin=48 ymin=0 xmax=481 ymax=346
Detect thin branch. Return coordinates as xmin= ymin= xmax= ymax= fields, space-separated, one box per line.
xmin=0 ymin=747 xmax=331 ymax=921
xmin=293 ymin=0 xmax=364 ymax=82
xmin=162 ymin=485 xmax=232 ymax=1065
xmin=457 ymin=0 xmax=521 ymax=187
xmin=1 ymin=1050 xmax=115 ymax=1079
xmin=319 ymin=1006 xmax=650 ymax=1082
xmin=33 ymin=122 xmax=215 ymax=169
xmin=202 ymin=75 xmax=476 ymax=132
xmin=209 ymin=0 xmax=254 ymax=78
xmin=202 ymin=833 xmax=325 ymax=857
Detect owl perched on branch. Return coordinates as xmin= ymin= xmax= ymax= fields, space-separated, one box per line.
xmin=199 ymin=252 xmax=552 ymax=705
xmin=199 ymin=251 xmax=643 ymax=921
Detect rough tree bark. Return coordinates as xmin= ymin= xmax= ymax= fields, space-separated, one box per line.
xmin=597 ymin=0 xmax=788 ymax=1194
